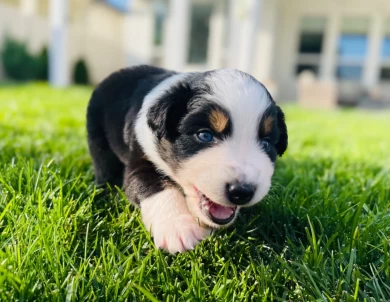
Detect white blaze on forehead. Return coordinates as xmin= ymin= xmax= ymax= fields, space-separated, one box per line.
xmin=205 ymin=69 xmax=272 ymax=158
xmin=134 ymin=73 xmax=189 ymax=179
xmin=206 ymin=69 xmax=271 ymax=113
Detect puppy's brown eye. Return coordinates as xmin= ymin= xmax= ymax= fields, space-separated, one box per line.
xmin=197 ymin=130 xmax=214 ymax=142
xmin=261 ymin=138 xmax=271 ymax=151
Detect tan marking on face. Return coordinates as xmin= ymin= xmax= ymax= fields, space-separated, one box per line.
xmin=209 ymin=110 xmax=229 ymax=133
xmin=262 ymin=115 xmax=274 ymax=135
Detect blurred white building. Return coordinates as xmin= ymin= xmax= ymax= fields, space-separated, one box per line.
xmin=156 ymin=0 xmax=390 ymax=105
xmin=1 ymin=0 xmax=390 ymax=104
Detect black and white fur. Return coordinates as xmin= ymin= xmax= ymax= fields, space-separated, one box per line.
xmin=87 ymin=65 xmax=288 ymax=254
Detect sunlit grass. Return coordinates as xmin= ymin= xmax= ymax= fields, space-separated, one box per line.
xmin=0 ymin=84 xmax=389 ymax=300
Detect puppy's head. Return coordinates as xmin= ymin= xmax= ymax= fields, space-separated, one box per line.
xmin=137 ymin=69 xmax=287 ymax=229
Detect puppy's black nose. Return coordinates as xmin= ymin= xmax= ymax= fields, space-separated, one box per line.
xmin=226 ymin=183 xmax=256 ymax=205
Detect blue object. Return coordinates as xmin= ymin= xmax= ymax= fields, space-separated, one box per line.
xmin=105 ymin=0 xmax=130 ymax=12
xmin=338 ymin=34 xmax=368 ymax=58
xmin=197 ymin=131 xmax=214 ymax=143
xmin=337 ymin=66 xmax=363 ymax=80
xmin=336 ymin=34 xmax=367 ymax=80
xmin=381 ymin=36 xmax=390 ymax=59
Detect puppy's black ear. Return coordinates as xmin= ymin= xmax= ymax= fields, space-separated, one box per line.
xmin=147 ymin=83 xmax=192 ymax=141
xmin=275 ymin=105 xmax=288 ymax=156
xmin=147 ymin=98 xmax=170 ymax=140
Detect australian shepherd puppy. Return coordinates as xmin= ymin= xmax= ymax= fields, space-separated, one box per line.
xmin=87 ymin=65 xmax=288 ymax=254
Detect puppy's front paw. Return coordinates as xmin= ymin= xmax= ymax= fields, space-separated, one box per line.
xmin=153 ymin=213 xmax=210 ymax=253
xmin=141 ymin=189 xmax=211 ymax=254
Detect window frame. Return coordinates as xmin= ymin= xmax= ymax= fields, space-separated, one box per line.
xmin=295 ymin=16 xmax=327 ymax=77
xmin=187 ymin=3 xmax=213 ymax=65
xmin=336 ymin=17 xmax=370 ymax=81
xmin=379 ymin=22 xmax=390 ymax=82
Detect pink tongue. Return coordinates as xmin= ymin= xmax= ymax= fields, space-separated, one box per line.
xmin=209 ymin=203 xmax=234 ymax=220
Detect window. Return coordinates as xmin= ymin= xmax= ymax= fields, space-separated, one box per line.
xmin=154 ymin=14 xmax=165 ymax=46
xmin=153 ymin=1 xmax=167 ymax=46
xmin=296 ymin=64 xmax=319 ymax=75
xmin=382 ymin=36 xmax=390 ymax=58
xmin=380 ymin=67 xmax=390 ymax=80
xmin=339 ymin=35 xmax=368 ymax=58
xmin=296 ymin=17 xmax=326 ymax=76
xmin=337 ymin=17 xmax=369 ymax=81
xmin=337 ymin=66 xmax=363 ymax=80
xmin=188 ymin=4 xmax=213 ymax=64
xmin=380 ymin=20 xmax=390 ymax=81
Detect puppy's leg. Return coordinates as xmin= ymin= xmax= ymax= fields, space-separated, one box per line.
xmin=141 ymin=188 xmax=211 ymax=253
xmin=87 ymin=130 xmax=124 ymax=187
xmin=123 ymin=165 xmax=210 ymax=253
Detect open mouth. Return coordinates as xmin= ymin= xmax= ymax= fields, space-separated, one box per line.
xmin=195 ymin=188 xmax=237 ymax=225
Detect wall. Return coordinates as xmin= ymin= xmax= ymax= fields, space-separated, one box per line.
xmin=0 ymin=2 xmax=48 ymax=53
xmin=74 ymin=3 xmax=127 ymax=83
xmin=0 ymin=1 xmax=127 ymax=84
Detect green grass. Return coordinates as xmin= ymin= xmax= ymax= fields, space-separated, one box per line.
xmin=0 ymin=84 xmax=390 ymax=301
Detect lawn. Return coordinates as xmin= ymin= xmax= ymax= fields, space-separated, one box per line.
xmin=0 ymin=84 xmax=389 ymax=301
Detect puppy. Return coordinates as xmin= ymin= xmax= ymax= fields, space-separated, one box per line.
xmin=87 ymin=65 xmax=288 ymax=254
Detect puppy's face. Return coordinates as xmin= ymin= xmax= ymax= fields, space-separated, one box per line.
xmin=141 ymin=70 xmax=287 ymax=229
